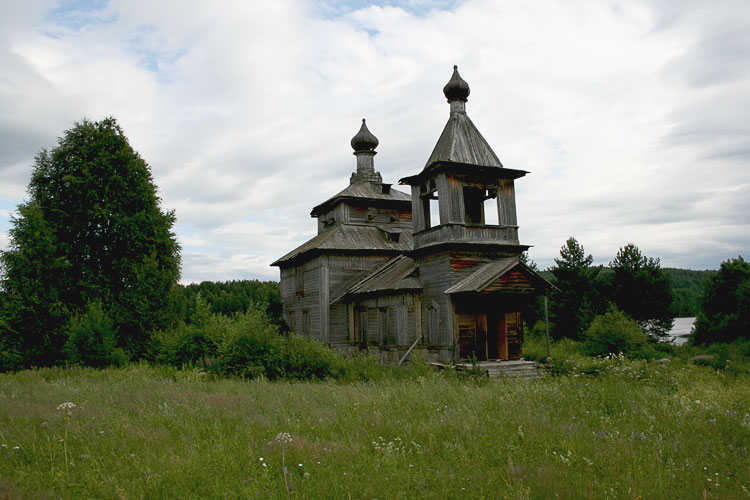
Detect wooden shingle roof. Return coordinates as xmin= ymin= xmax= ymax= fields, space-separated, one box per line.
xmin=270 ymin=224 xmax=413 ymax=266
xmin=334 ymin=255 xmax=422 ymax=302
xmin=424 ymin=110 xmax=503 ymax=169
xmin=310 ymin=181 xmax=411 ymax=217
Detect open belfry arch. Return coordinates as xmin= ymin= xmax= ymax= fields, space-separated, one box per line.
xmin=272 ymin=66 xmax=554 ymax=363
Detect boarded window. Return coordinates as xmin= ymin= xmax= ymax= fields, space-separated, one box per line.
xmin=295 ymin=267 xmax=304 ymax=297
xmin=302 ymin=310 xmax=310 ymax=337
xmin=379 ymin=308 xmax=389 ymax=346
xmin=358 ymin=309 xmax=368 ymax=343
xmin=397 ymin=305 xmax=408 ymax=345
xmin=428 ymin=305 xmax=439 ymax=345
xmin=288 ymin=311 xmax=296 ymax=333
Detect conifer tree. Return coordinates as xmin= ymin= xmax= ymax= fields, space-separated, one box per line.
xmin=0 ymin=118 xmax=180 ymax=368
xmin=609 ymin=243 xmax=674 ymax=339
xmin=693 ymin=256 xmax=749 ymax=344
xmin=548 ymin=238 xmax=602 ymax=340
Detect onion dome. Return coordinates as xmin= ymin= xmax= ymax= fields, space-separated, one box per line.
xmin=443 ymin=65 xmax=470 ymax=102
xmin=350 ymin=118 xmax=379 ymax=152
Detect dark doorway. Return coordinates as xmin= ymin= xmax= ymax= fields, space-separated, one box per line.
xmin=458 ymin=313 xmax=487 ymax=360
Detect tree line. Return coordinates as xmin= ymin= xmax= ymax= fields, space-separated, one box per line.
xmin=0 ymin=118 xmax=284 ymax=371
xmin=535 ymin=238 xmax=747 ymax=347
xmin=0 ymin=118 xmax=748 ymax=371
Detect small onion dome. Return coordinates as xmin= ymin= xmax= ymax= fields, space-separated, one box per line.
xmin=350 ymin=118 xmax=379 ymax=151
xmin=443 ymin=65 xmax=470 ymax=101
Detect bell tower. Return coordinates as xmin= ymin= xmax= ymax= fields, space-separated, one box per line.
xmin=400 ymin=66 xmax=528 ymax=255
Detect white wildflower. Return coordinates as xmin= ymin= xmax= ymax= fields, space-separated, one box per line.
xmin=275 ymin=432 xmax=292 ymax=444
xmin=56 ymin=401 xmax=76 ymax=411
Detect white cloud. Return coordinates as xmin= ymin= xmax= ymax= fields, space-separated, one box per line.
xmin=1 ymin=0 xmax=748 ymax=283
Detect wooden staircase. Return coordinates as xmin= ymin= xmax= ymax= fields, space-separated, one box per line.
xmin=456 ymin=359 xmax=541 ymax=379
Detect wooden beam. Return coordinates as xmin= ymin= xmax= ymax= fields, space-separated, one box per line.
xmin=544 ymin=295 xmax=551 ymax=359
xmin=397 ymin=334 xmax=423 ymax=366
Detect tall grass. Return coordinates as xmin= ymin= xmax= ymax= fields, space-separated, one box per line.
xmin=1 ymin=361 xmax=748 ymax=499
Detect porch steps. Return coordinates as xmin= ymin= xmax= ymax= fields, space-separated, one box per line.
xmin=455 ymin=360 xmax=541 ymax=379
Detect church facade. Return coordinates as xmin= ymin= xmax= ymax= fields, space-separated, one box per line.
xmin=271 ymin=66 xmax=553 ymax=363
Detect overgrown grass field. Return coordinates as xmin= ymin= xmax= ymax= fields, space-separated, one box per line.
xmin=1 ymin=361 xmax=748 ymax=499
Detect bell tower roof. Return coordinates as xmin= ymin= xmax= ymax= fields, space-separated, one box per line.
xmin=422 ymin=65 xmax=503 ymax=169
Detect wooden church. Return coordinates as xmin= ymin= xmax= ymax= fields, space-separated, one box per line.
xmin=272 ymin=66 xmax=554 ymax=363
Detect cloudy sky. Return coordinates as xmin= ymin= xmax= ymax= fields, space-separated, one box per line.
xmin=1 ymin=0 xmax=748 ymax=283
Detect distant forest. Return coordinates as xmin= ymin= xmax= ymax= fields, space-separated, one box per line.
xmin=174 ymin=279 xmax=283 ymax=326
xmin=187 ymin=268 xmax=714 ymax=325
xmin=536 ymin=267 xmax=715 ymax=318
xmin=662 ymin=268 xmax=717 ymax=317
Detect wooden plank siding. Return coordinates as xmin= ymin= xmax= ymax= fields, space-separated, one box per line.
xmin=414 ymin=224 xmax=519 ymax=249
xmin=414 ymin=252 xmax=455 ymax=361
xmin=483 ymin=269 xmax=538 ymax=294
xmin=497 ymin=179 xmax=517 ymax=227
xmin=281 ymin=260 xmax=322 ymax=339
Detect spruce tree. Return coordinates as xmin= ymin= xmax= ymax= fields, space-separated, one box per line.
xmin=693 ymin=256 xmax=749 ymax=344
xmin=609 ymin=243 xmax=674 ymax=339
xmin=548 ymin=237 xmax=602 ymax=340
xmin=0 ymin=118 xmax=180 ymax=368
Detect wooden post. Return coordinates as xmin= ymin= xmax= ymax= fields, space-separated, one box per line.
xmin=544 ymin=295 xmax=551 ymax=359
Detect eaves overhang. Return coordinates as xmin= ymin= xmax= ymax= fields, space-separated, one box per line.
xmin=399 ymin=161 xmax=527 ymax=186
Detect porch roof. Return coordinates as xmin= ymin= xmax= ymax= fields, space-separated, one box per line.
xmin=444 ymin=257 xmax=557 ymax=294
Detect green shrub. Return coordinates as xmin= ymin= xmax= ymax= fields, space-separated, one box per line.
xmin=64 ymin=302 xmax=126 ymax=367
xmin=151 ymin=312 xmax=230 ymax=366
xmin=583 ymin=307 xmax=647 ymax=357
xmin=524 ymin=320 xmax=548 ymax=340
xmin=280 ymin=335 xmax=345 ymax=380
xmin=213 ymin=308 xmax=282 ymax=379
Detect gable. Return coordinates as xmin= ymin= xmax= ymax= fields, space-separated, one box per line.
xmin=444 ymin=257 xmax=556 ymax=295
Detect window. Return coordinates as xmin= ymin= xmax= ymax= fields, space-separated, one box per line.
xmin=420 ymin=180 xmax=440 ymax=230
xmin=483 ymin=196 xmax=499 ymax=225
xmin=428 ymin=305 xmax=439 ymax=345
xmin=302 ymin=310 xmax=310 ymax=337
xmin=463 ymin=186 xmax=484 ymax=224
xmin=288 ymin=311 xmax=296 ymax=333
xmin=463 ymin=186 xmax=499 ymax=225
xmin=295 ymin=267 xmax=304 ymax=297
